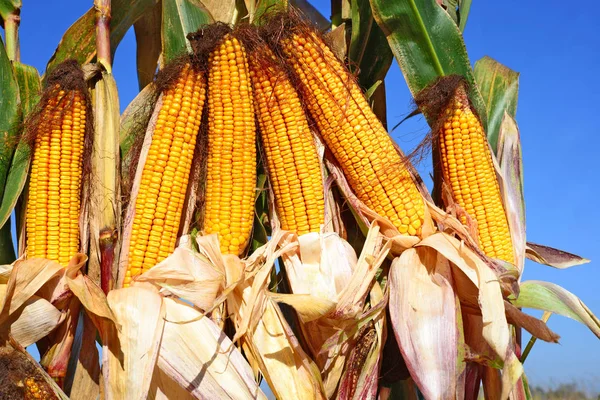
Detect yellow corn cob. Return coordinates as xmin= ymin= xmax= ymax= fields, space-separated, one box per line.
xmin=248 ymin=45 xmax=325 ymax=235
xmin=124 ymin=64 xmax=206 ymax=287
xmin=439 ymin=84 xmax=514 ymax=263
xmin=26 ymin=86 xmax=86 ymax=265
xmin=203 ymin=34 xmax=256 ymax=255
xmin=280 ymin=31 xmax=425 ymax=236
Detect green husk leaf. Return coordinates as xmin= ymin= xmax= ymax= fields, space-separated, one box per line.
xmin=0 ymin=62 xmax=40 ymax=231
xmin=525 ymin=242 xmax=589 ymax=269
xmin=0 ymin=0 xmax=20 ymax=20
xmin=513 ymin=280 xmax=600 ymax=339
xmin=369 ymin=0 xmax=487 ymax=126
xmin=45 ymin=0 xmax=157 ymax=78
xmin=473 ymin=56 xmax=519 ymax=153
xmin=134 ymin=1 xmax=162 ymax=89
xmin=162 ymin=0 xmax=212 ymax=63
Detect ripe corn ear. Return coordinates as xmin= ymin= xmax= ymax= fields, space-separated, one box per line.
xmin=26 ymin=86 xmax=86 ymax=265
xmin=280 ymin=31 xmax=425 ymax=236
xmin=438 ymin=84 xmax=514 ymax=263
xmin=124 ymin=64 xmax=206 ymax=287
xmin=248 ymin=45 xmax=325 ymax=235
xmin=203 ymin=34 xmax=256 ymax=255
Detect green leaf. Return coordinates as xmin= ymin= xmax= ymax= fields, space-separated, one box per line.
xmin=251 ymin=160 xmax=269 ymax=252
xmin=134 ymin=1 xmax=162 ymax=89
xmin=441 ymin=0 xmax=458 ymax=25
xmin=162 ymin=0 xmax=212 ymax=64
xmin=253 ymin=0 xmax=287 ymax=24
xmin=350 ymin=0 xmax=393 ymax=91
xmin=513 ymin=281 xmax=600 ymax=339
xmin=525 ymin=242 xmax=590 ymax=269
xmin=0 ymin=62 xmax=40 ymax=231
xmin=473 ymin=56 xmax=519 ymax=154
xmin=369 ymin=0 xmax=487 ymax=125
xmin=45 ymin=0 xmax=157 ymax=77
xmin=0 ymin=0 xmax=20 ymax=20
xmin=0 ymin=38 xmax=18 ymax=263
xmin=0 ymin=37 xmax=20 ymax=212
xmin=458 ymin=0 xmax=472 ymax=32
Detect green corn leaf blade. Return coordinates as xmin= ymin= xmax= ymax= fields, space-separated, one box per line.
xmin=0 ymin=0 xmax=20 ymax=20
xmin=0 ymin=37 xmax=20 ymax=216
xmin=0 ymin=62 xmax=41 ymax=231
xmin=513 ymin=280 xmax=600 ymax=339
xmin=369 ymin=0 xmax=487 ymax=126
xmin=458 ymin=0 xmax=472 ymax=32
xmin=441 ymin=0 xmax=458 ymax=25
xmin=474 ymin=56 xmax=519 ymax=154
xmin=45 ymin=0 xmax=157 ymax=78
xmin=350 ymin=0 xmax=393 ymax=92
xmin=162 ymin=0 xmax=212 ymax=64
xmin=0 ymin=38 xmax=19 ymax=262
xmin=134 ymin=1 xmax=162 ymax=89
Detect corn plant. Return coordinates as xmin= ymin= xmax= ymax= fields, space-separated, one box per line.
xmin=0 ymin=0 xmax=597 ymax=399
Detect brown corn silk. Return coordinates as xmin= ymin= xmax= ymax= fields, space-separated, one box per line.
xmin=275 ymin=20 xmax=425 ymax=236
xmin=26 ymin=62 xmax=88 ymax=266
xmin=438 ymin=83 xmax=514 ymax=263
xmin=202 ymin=33 xmax=257 ymax=255
xmin=247 ymin=40 xmax=325 ymax=235
xmin=124 ymin=63 xmax=206 ymax=287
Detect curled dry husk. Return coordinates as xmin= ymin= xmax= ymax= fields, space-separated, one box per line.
xmin=275 ymin=222 xmax=390 ymax=399
xmin=324 ymin=149 xmax=543 ymax=398
xmin=133 ymin=231 xmax=325 ymax=399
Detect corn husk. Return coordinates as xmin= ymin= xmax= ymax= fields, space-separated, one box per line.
xmin=388 ymin=247 xmax=461 ymax=399
xmin=277 ymin=223 xmax=390 ymax=397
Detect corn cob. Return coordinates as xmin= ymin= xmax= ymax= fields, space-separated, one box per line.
xmin=439 ymin=84 xmax=514 ymax=263
xmin=124 ymin=64 xmax=206 ymax=287
xmin=280 ymin=31 xmax=425 ymax=236
xmin=248 ymin=44 xmax=325 ymax=235
xmin=26 ymin=85 xmax=86 ymax=265
xmin=203 ymin=34 xmax=256 ymax=255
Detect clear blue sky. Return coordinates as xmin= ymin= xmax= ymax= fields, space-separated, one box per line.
xmin=6 ymin=0 xmax=599 ymax=391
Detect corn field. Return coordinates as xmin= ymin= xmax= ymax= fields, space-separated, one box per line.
xmin=0 ymin=0 xmax=597 ymax=399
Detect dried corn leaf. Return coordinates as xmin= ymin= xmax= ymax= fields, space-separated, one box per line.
xmin=496 ymin=112 xmax=525 ymax=273
xmin=157 ymin=297 xmax=266 ymax=399
xmin=102 ymin=286 xmax=165 ymax=400
xmin=0 ymin=257 xmax=65 ymax=320
xmin=135 ymin=235 xmax=224 ymax=311
xmin=10 ymin=295 xmax=64 ymax=347
xmin=389 ymin=247 xmax=458 ymax=399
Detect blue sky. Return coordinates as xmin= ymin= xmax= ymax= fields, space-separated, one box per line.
xmin=6 ymin=0 xmax=599 ymax=390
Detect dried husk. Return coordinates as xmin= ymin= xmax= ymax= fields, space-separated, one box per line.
xmin=277 ymin=223 xmax=390 ymax=397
